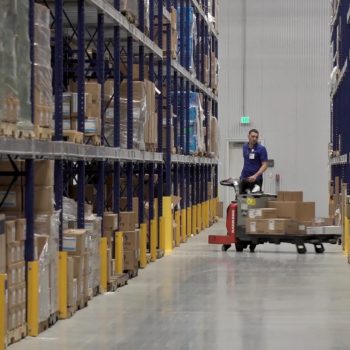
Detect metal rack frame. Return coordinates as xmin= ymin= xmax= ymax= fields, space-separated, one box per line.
xmin=0 ymin=0 xmax=219 ymax=289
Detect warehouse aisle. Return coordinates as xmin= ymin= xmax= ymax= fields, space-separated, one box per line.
xmin=11 ymin=220 xmax=350 ymax=350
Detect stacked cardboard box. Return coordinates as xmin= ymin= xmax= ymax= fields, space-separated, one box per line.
xmin=210 ymin=52 xmax=218 ymax=91
xmin=246 ymin=191 xmax=336 ymax=235
xmin=65 ymin=81 xmax=102 ymax=138
xmin=5 ymin=218 xmax=27 ymax=332
xmin=63 ymin=229 xmax=88 ymax=307
xmin=119 ymin=212 xmax=139 ymax=273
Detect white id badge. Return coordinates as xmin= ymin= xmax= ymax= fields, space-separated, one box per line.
xmin=249 ymin=153 xmax=255 ymax=160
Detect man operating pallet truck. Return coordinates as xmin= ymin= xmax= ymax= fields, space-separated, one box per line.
xmin=208 ymin=129 xmax=341 ymax=254
xmin=240 ymin=129 xmax=268 ymax=195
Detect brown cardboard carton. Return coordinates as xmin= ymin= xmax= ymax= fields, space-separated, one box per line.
xmin=63 ymin=229 xmax=86 ymax=255
xmin=277 ymin=191 xmax=303 ymax=202
xmin=313 ymin=217 xmax=334 ymax=226
xmin=120 ymin=197 xmax=139 ymax=224
xmin=34 ymin=186 xmax=54 ymax=213
xmin=103 ymin=212 xmax=118 ymax=231
xmin=72 ymin=256 xmax=84 ymax=279
xmin=298 ymin=221 xmax=313 ymax=235
xmin=245 ymin=219 xmax=268 ymax=234
xmin=7 ymin=262 xmax=25 ymax=286
xmin=170 ymin=6 xmax=177 ymax=30
xmin=267 ymin=201 xmax=315 ymax=221
xmin=85 ymin=82 xmax=101 ymax=103
xmin=216 ymin=201 xmax=223 ymax=218
xmin=35 ymin=160 xmax=54 ymax=186
xmin=248 ymin=208 xmax=278 ymax=219
xmin=5 ymin=220 xmax=16 ymax=244
xmin=123 ymin=249 xmax=138 ymax=270
xmin=68 ymin=278 xmax=78 ymax=307
xmin=0 ymin=233 xmax=6 ymax=273
xmin=7 ymin=241 xmax=25 ymax=266
xmin=123 ymin=230 xmax=139 ymax=251
xmin=103 ymin=230 xmax=114 ymax=249
xmin=335 ymin=176 xmax=340 ymax=195
xmin=119 ymin=212 xmax=137 ymax=231
xmin=15 ymin=219 xmax=26 ymax=241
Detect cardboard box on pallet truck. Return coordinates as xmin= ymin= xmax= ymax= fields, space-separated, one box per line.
xmin=267 ymin=201 xmax=315 ymax=222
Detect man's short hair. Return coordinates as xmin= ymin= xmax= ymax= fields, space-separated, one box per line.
xmin=249 ymin=129 xmax=259 ymax=135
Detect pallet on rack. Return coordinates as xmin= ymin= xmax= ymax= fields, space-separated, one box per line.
xmin=7 ymin=323 xmax=27 ymax=346
xmin=125 ymin=268 xmax=138 ymax=279
xmin=63 ymin=130 xmax=84 ymax=144
xmin=121 ymin=10 xmax=136 ymax=24
xmin=157 ymin=248 xmax=164 ymax=259
xmin=0 ymin=122 xmax=18 ymax=138
xmin=34 ymin=125 xmax=53 ymax=140
xmin=108 ymin=273 xmax=129 ymax=292
xmin=48 ymin=311 xmax=59 ymax=327
xmin=77 ymin=297 xmax=88 ymax=311
xmin=84 ymin=134 xmax=101 ymax=146
xmin=38 ymin=318 xmax=49 ymax=334
xmin=88 ymin=285 xmax=100 ymax=300
xmin=17 ymin=128 xmax=35 ymax=139
xmin=145 ymin=143 xmax=158 ymax=152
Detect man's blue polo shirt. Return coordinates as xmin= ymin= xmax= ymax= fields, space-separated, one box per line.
xmin=241 ymin=143 xmax=268 ymax=181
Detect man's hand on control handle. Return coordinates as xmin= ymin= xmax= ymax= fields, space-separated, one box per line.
xmin=247 ymin=175 xmax=257 ymax=183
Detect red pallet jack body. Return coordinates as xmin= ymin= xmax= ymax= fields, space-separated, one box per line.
xmin=208 ymin=202 xmax=238 ymax=245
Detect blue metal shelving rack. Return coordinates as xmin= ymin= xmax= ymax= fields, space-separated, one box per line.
xmin=0 ymin=1 xmax=220 ymax=338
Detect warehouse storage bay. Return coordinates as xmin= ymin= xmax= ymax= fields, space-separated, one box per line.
xmin=1 ymin=1 xmax=350 ymax=350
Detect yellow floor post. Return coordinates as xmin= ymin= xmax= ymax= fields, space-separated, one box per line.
xmin=154 ymin=199 xmax=159 ymax=249
xmin=58 ymin=251 xmax=68 ymax=320
xmin=27 ymin=261 xmax=39 ymax=336
xmin=344 ymin=217 xmax=350 ymax=255
xmin=159 ymin=216 xmax=165 ymax=251
xmin=0 ymin=274 xmax=6 ymax=350
xmin=192 ymin=205 xmax=197 ymax=235
xmin=115 ymin=232 xmax=124 ymax=274
xmin=150 ymin=219 xmax=157 ymax=262
xmin=197 ymin=203 xmax=201 ymax=233
xmin=163 ymin=196 xmax=173 ymax=255
xmin=187 ymin=207 xmax=192 ymax=237
xmin=214 ymin=197 xmax=218 ymax=217
xmin=100 ymin=237 xmax=108 ymax=293
xmin=139 ymin=224 xmax=147 ymax=268
xmin=205 ymin=201 xmax=209 ymax=228
xmin=181 ymin=209 xmax=187 ymax=243
xmin=175 ymin=210 xmax=181 ymax=246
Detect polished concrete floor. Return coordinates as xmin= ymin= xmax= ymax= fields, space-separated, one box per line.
xmin=11 ymin=220 xmax=350 ymax=350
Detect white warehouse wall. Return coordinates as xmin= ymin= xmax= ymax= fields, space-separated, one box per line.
xmin=218 ymin=0 xmax=330 ymax=216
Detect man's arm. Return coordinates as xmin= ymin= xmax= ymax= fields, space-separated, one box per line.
xmin=247 ymin=161 xmax=268 ymax=182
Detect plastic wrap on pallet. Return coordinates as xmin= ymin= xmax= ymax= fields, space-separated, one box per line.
xmin=35 ymin=234 xmax=50 ymax=322
xmin=34 ymin=3 xmax=53 ymax=128
xmin=34 ymin=212 xmax=60 ymax=315
xmin=106 ymin=81 xmax=146 ymax=150
xmin=210 ymin=116 xmax=219 ymax=157
xmin=0 ymin=1 xmax=32 ymax=130
xmin=85 ymin=215 xmax=101 ymax=292
xmin=63 ymin=197 xmax=78 ymax=222
xmin=177 ymin=6 xmax=197 ymax=74
xmin=176 ymin=91 xmax=204 ymax=154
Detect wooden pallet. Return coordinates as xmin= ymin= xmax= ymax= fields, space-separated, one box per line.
xmin=157 ymin=249 xmax=165 ymax=259
xmin=121 ymin=10 xmax=136 ymax=23
xmin=63 ymin=130 xmax=84 ymax=144
xmin=145 ymin=143 xmax=158 ymax=152
xmin=108 ymin=273 xmax=129 ymax=292
xmin=84 ymin=134 xmax=101 ymax=146
xmin=0 ymin=122 xmax=18 ymax=138
xmin=125 ymin=268 xmax=138 ymax=279
xmin=39 ymin=318 xmax=49 ymax=334
xmin=88 ymin=285 xmax=100 ymax=300
xmin=34 ymin=125 xmax=53 ymax=140
xmin=77 ymin=297 xmax=88 ymax=311
xmin=7 ymin=323 xmax=27 ymax=346
xmin=48 ymin=312 xmax=59 ymax=327
xmin=17 ymin=128 xmax=35 ymax=139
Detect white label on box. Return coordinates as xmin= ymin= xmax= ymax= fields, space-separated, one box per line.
xmin=63 ymin=119 xmax=71 ymax=130
xmin=255 ymin=209 xmax=262 ymax=217
xmin=241 ymin=203 xmax=248 ymax=211
xmin=250 ymin=222 xmax=256 ymax=233
xmin=299 ymin=225 xmax=306 ymax=231
xmin=63 ymin=237 xmax=77 ymax=251
xmin=268 ymin=220 xmax=275 ymax=231
xmin=63 ymin=103 xmax=71 ymax=117
xmin=248 ymin=210 xmax=256 ymax=219
xmin=0 ymin=191 xmax=16 ymax=208
xmin=85 ymin=119 xmax=97 ymax=133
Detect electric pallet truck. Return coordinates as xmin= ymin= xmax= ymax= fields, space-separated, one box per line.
xmin=208 ymin=178 xmax=341 ymax=254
